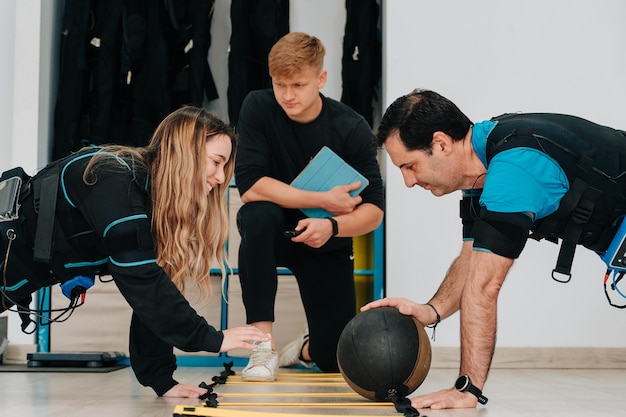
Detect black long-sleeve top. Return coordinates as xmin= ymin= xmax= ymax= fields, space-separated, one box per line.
xmin=235 ymin=90 xmax=384 ymax=213
xmin=27 ymin=148 xmax=224 ymax=395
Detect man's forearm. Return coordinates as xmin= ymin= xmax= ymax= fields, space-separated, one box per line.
xmin=428 ymin=241 xmax=474 ymax=320
xmin=459 ymin=250 xmax=513 ymax=390
xmin=333 ymin=203 xmax=383 ymax=237
xmin=240 ymin=177 xmax=321 ymax=208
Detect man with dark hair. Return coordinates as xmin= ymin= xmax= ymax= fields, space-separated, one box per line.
xmin=365 ymin=88 xmax=626 ymax=409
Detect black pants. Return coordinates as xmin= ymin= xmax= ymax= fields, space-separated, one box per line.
xmin=237 ymin=202 xmax=356 ymax=372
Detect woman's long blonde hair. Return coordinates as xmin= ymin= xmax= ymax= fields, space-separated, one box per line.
xmin=85 ymin=106 xmax=236 ymax=299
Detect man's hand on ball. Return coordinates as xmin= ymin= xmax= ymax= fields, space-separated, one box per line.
xmin=361 ymin=297 xmax=431 ymax=325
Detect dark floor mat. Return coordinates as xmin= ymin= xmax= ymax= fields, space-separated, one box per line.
xmin=0 ymin=363 xmax=127 ymax=372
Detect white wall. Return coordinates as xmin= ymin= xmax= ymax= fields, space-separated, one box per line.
xmin=0 ymin=0 xmax=16 ymax=170
xmin=383 ymin=0 xmax=626 ymax=348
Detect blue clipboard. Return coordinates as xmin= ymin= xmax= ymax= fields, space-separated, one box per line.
xmin=290 ymin=146 xmax=369 ymax=218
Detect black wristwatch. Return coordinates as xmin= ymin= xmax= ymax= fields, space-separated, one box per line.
xmin=454 ymin=375 xmax=488 ymax=404
xmin=325 ymin=217 xmax=339 ymax=236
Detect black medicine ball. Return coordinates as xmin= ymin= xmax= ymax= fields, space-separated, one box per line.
xmin=337 ymin=306 xmax=432 ymax=401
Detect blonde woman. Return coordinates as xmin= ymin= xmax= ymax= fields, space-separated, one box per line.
xmin=0 ymin=106 xmax=268 ymax=398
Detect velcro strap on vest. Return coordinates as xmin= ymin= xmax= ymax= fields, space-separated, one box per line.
xmin=33 ymin=165 xmax=60 ymax=263
xmin=552 ymin=180 xmax=603 ymax=282
xmin=460 ymin=194 xmax=482 ymax=239
xmin=472 ymin=210 xmax=533 ymax=259
xmin=17 ymin=295 xmax=36 ymax=334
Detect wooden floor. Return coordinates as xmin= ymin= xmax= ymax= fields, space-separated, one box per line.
xmin=1 ymin=364 xmax=625 ymax=417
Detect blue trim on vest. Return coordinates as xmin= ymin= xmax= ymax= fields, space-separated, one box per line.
xmin=61 ymin=153 xmax=94 ymax=208
xmin=109 ymin=258 xmax=157 ymax=268
xmin=61 ymin=150 xmax=132 ymax=208
xmin=103 ymin=214 xmax=148 ymax=237
xmin=0 ymin=279 xmax=28 ymax=291
xmin=64 ymin=258 xmax=108 ymax=269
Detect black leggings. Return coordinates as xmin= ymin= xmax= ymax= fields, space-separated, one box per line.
xmin=237 ymin=202 xmax=356 ymax=372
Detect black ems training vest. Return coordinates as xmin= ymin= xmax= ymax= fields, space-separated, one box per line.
xmin=486 ymin=113 xmax=626 ymax=280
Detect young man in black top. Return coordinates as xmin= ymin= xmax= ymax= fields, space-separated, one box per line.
xmin=235 ymin=32 xmax=384 ymax=381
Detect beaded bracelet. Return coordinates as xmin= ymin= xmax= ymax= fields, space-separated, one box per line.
xmin=425 ymin=302 xmax=441 ymax=341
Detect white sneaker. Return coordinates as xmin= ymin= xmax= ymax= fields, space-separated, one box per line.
xmin=278 ymin=327 xmax=315 ymax=368
xmin=242 ymin=340 xmax=278 ymax=382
